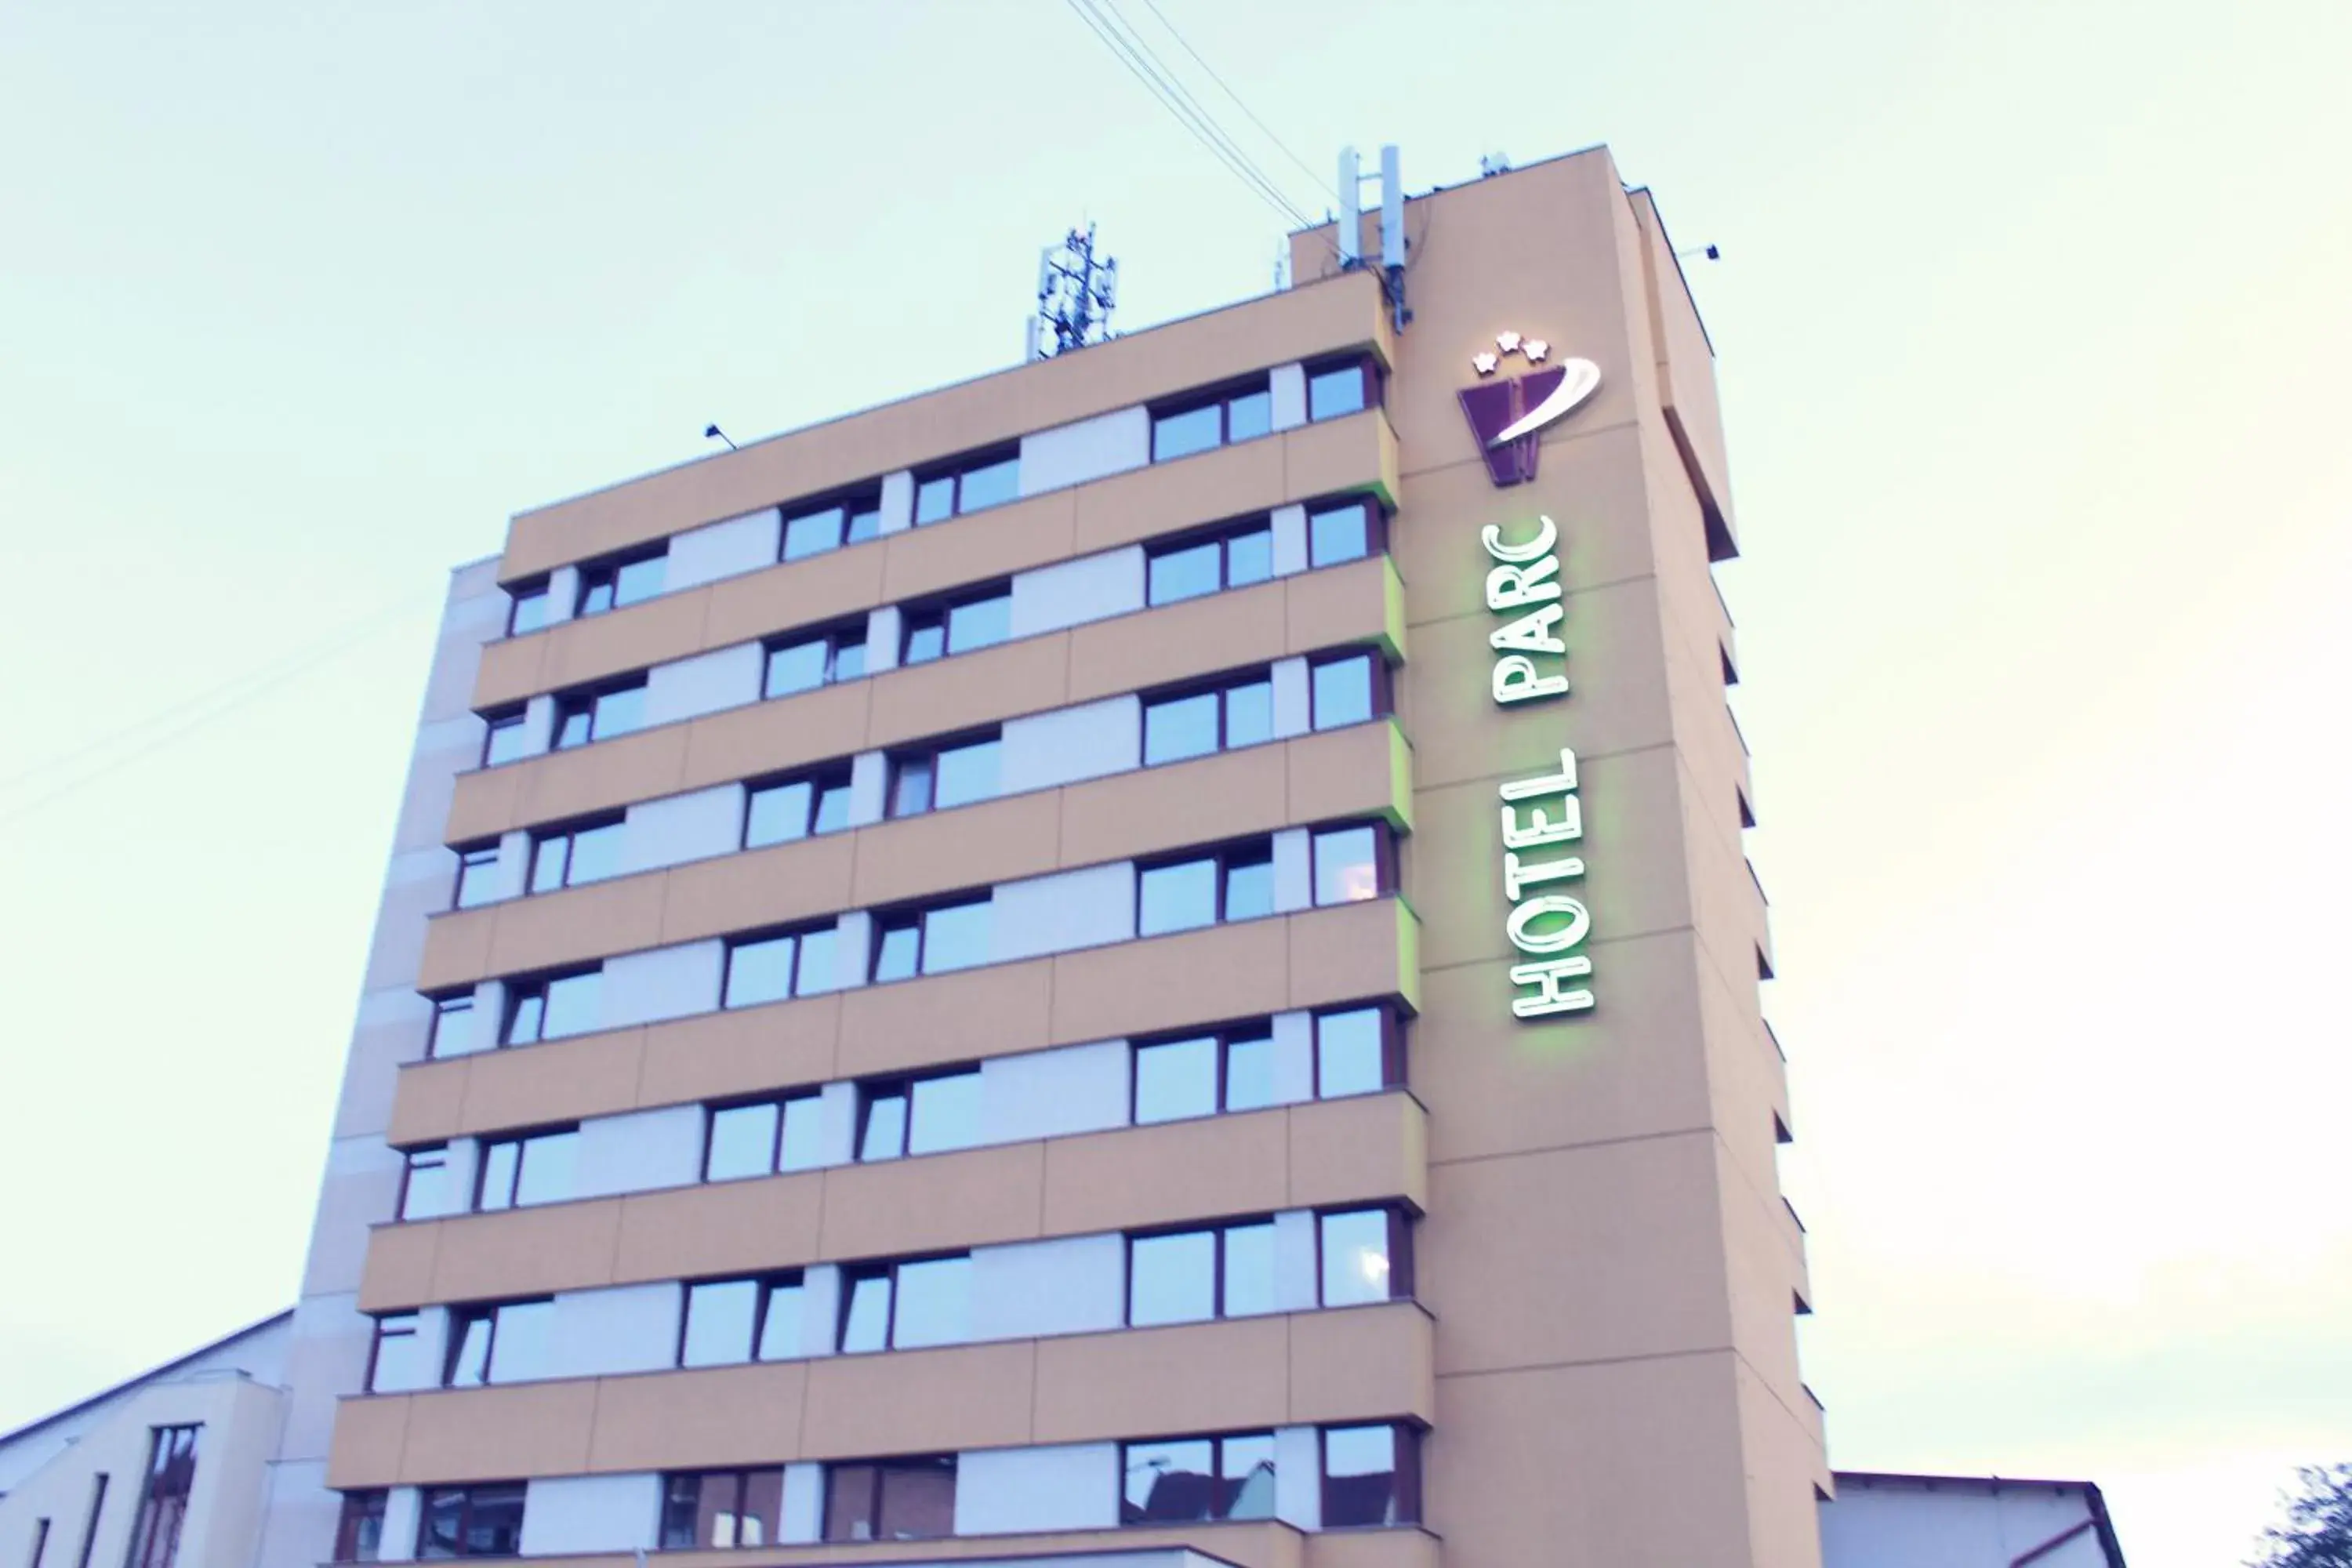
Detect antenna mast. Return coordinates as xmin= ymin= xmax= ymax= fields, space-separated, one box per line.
xmin=1029 ymin=223 xmax=1120 ymax=361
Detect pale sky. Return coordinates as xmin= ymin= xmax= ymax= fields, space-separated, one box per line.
xmin=2 ymin=2 xmax=2346 ymax=1563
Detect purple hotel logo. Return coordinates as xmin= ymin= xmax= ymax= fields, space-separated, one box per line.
xmin=1457 ymin=331 xmax=1602 ymax=487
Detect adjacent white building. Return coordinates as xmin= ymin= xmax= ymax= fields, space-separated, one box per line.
xmin=1821 ymin=1472 xmax=2127 ymax=1568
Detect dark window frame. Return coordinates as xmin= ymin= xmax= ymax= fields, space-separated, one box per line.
xmin=71 ymin=1474 xmax=106 ymax=1568
xmin=1318 ymin=1422 xmax=1422 ymax=1528
xmin=898 ymin=582 xmax=1014 ymax=666
xmin=365 ymin=1313 xmax=419 ymax=1392
xmin=1139 ymin=667 xmax=1275 ymax=766
xmin=885 ymin=728 xmax=1003 ymax=819
xmin=28 ymin=1518 xmax=50 ymax=1568
xmin=332 ymin=1491 xmax=387 ymax=1563
xmin=472 ymin=1125 xmax=579 ymax=1211
xmin=1304 ymin=356 xmax=1382 ymax=424
xmin=761 ymin=621 xmax=869 ymax=699
xmin=451 ymin=842 xmax=502 ymax=909
xmin=1310 ymin=821 xmax=1396 ymax=908
xmin=1312 ymin=1004 xmax=1407 ymax=1098
xmin=742 ymin=763 xmax=856 ymax=848
xmin=720 ymin=921 xmax=837 ymax=1010
xmin=396 ymin=1145 xmax=448 ymax=1221
xmin=426 ymin=993 xmax=475 ymax=1061
xmin=414 ymin=1481 xmax=527 ymax=1559
xmin=1149 ymin=376 xmax=1275 ymax=463
xmin=780 ymin=488 xmax=886 ymax=562
xmin=675 ymin=1274 xmax=808 ymax=1368
xmin=123 ymin=1426 xmax=198 ymax=1568
xmin=1130 ymin=1020 xmax=1279 ymax=1123
xmin=1136 ymin=837 xmax=1276 ymax=934
xmin=913 ymin=447 xmax=1021 ymax=525
xmin=504 ymin=580 xmax=552 ymax=638
xmin=526 ymin=813 xmax=626 ymax=895
xmin=1123 ymin=1216 xmax=1279 ymax=1324
xmin=659 ymin=1467 xmax=788 ymax=1552
xmin=478 ymin=708 xmax=527 ymax=768
xmin=867 ymin=895 xmax=993 ymax=983
xmin=701 ymin=1091 xmax=825 ymax=1182
xmin=1143 ymin=515 xmax=1276 ymax=606
xmin=852 ymin=1065 xmax=982 ymax=1162
xmin=573 ymin=544 xmax=669 ymax=618
xmin=499 ymin=967 xmax=600 ymax=1047
xmin=550 ymin=676 xmax=648 ymax=750
xmin=834 ymin=1254 xmax=971 ymax=1353
xmin=440 ymin=1298 xmax=551 ymax=1388
xmin=1306 ymin=649 xmax=1390 ymax=731
xmin=1305 ymin=497 xmax=1387 ymax=568
xmin=1118 ymin=1431 xmax=1279 ymax=1525
xmin=820 ymin=1455 xmax=958 ymax=1542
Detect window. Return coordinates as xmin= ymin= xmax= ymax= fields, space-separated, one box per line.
xmin=72 ymin=1475 xmax=106 ymax=1568
xmin=1321 ymin=1425 xmax=1420 ymax=1526
xmin=913 ymin=449 xmax=1019 ymax=524
xmin=1146 ymin=521 xmax=1273 ymax=606
xmin=837 ymin=1256 xmax=971 ymax=1352
xmin=474 ymin=1128 xmax=578 ymax=1210
xmin=27 ymin=1519 xmax=49 ymax=1568
xmin=1315 ymin=1006 xmax=1400 ymax=1099
xmin=505 ymin=582 xmax=550 ymax=637
xmin=743 ymin=766 xmax=854 ymax=848
xmin=397 ymin=1146 xmax=450 ymax=1221
xmin=763 ymin=624 xmax=866 ymax=699
xmin=575 ymin=548 xmax=666 ymax=616
xmin=427 ymin=993 xmax=477 ymax=1059
xmin=781 ymin=492 xmax=884 ymax=561
xmin=1138 ymin=840 xmax=1273 ymax=936
xmin=443 ymin=1300 xmax=551 ymax=1387
xmin=1142 ymin=671 xmax=1272 ymax=766
xmin=705 ymin=1094 xmax=826 ymax=1181
xmin=1309 ymin=651 xmax=1382 ymax=730
xmin=822 ymin=1457 xmax=956 ymax=1541
xmin=679 ymin=1276 xmax=805 ymax=1367
xmin=552 ymin=681 xmax=647 ymax=749
xmin=660 ymin=1470 xmax=785 ymax=1551
xmin=123 ymin=1425 xmax=198 ymax=1568
xmin=1306 ymin=358 xmax=1375 ymax=423
xmin=528 ymin=816 xmax=624 ymax=893
xmin=1121 ymin=1434 xmax=1276 ymax=1524
xmin=722 ymin=924 xmax=837 ymax=1007
xmin=452 ymin=844 xmax=501 ymax=909
xmin=481 ymin=710 xmax=528 ymax=768
xmin=887 ymin=731 xmax=1000 ymax=817
xmin=1128 ymin=1220 xmax=1276 ymax=1326
xmin=367 ymin=1314 xmax=427 ymax=1393
xmin=1152 ymin=379 xmax=1273 ymax=463
xmin=333 ymin=1492 xmax=387 ymax=1563
xmin=900 ymin=586 xmax=1011 ymax=665
xmin=1319 ymin=1207 xmax=1410 ymax=1307
xmin=855 ymin=1069 xmax=981 ymax=1161
xmin=1307 ymin=499 xmax=1378 ymax=568
xmin=415 ymin=1483 xmax=525 ymax=1559
xmin=869 ymin=897 xmax=993 ymax=982
xmin=1312 ymin=825 xmax=1384 ymax=906
xmin=1132 ymin=1023 xmax=1276 ymax=1123
xmin=502 ymin=970 xmax=600 ymax=1044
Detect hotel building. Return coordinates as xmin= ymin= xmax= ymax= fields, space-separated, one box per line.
xmin=231 ymin=143 xmax=1820 ymax=1568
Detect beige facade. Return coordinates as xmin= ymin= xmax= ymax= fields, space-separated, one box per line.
xmin=261 ymin=143 xmax=1818 ymax=1568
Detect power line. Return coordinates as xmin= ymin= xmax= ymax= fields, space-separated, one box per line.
xmin=1129 ymin=0 xmax=1328 ymax=194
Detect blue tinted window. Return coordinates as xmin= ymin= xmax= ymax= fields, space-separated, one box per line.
xmin=920 ymin=900 xmax=992 ymax=974
xmin=1144 ymin=692 xmax=1219 ymax=765
xmin=1316 ymin=1008 xmax=1388 ymax=1098
xmin=891 ymin=1257 xmax=970 ymax=1348
xmin=1152 ymin=405 xmax=1222 ymax=463
xmin=764 ymin=639 xmax=830 ymax=698
xmin=706 ymin=1102 xmax=779 ymax=1181
xmin=1134 ymin=1036 xmax=1216 ymax=1123
xmin=1149 ymin=541 xmax=1221 ymax=604
xmin=1224 ymin=1032 xmax=1275 ymax=1112
xmin=1225 ymin=680 xmax=1273 ymax=748
xmin=1312 ymin=655 xmax=1375 ymax=728
xmin=1224 ymin=853 xmax=1274 ymax=921
xmin=839 ymin=1272 xmax=892 ymax=1352
xmin=542 ymin=971 xmax=601 ymax=1038
xmin=1139 ymin=858 xmax=1217 ymax=935
xmin=724 ymin=934 xmax=799 ymax=1009
xmin=872 ymin=920 xmax=920 ymax=982
xmin=1129 ymin=1230 xmax=1214 ymax=1325
xmin=957 ymin=457 xmax=1019 ymax=513
xmin=613 ymin=555 xmax=666 ymax=606
xmin=1320 ymin=1210 xmax=1394 ymax=1306
xmin=591 ymin=685 xmax=645 ymax=740
xmin=483 ymin=714 xmax=528 ymax=767
xmin=1226 ymin=527 xmax=1274 ymax=586
xmin=914 ymin=476 xmax=956 ymax=525
xmin=909 ymin=1071 xmax=981 ymax=1155
xmin=681 ymin=1279 xmax=757 ymax=1367
xmin=1227 ymin=390 xmax=1273 ymax=442
xmin=1308 ymin=365 xmax=1367 ymax=421
xmin=746 ymin=780 xmax=813 ymax=847
xmin=946 ymin=593 xmax=1011 ymax=654
xmin=1309 ymin=503 xmax=1371 ymax=567
xmin=1223 ymin=1221 xmax=1276 ymax=1314
xmin=1313 ymin=827 xmax=1380 ymax=906
xmin=782 ymin=506 xmax=845 ymax=561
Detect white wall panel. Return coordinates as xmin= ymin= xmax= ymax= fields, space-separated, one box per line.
xmin=1270 ymin=657 xmax=1311 ymax=739
xmin=780 ymin=1464 xmax=824 ymax=1544
xmin=380 ymin=1488 xmax=423 ymax=1561
xmin=544 ymin=566 xmax=581 ymax=624
xmin=573 ymin=1105 xmax=703 ymax=1199
xmin=644 ymin=642 xmax=763 ymax=728
xmin=1272 ymin=1211 xmax=1319 ymax=1313
xmin=1273 ymin=1426 xmax=1322 ymax=1529
xmin=1009 ymin=546 xmax=1146 ymax=640
xmin=1269 ymin=1011 xmax=1315 ymax=1105
xmin=877 ymin=470 xmax=915 ymax=535
xmin=519 ymin=1474 xmax=661 ymax=1555
xmin=1269 ymin=364 xmax=1308 ymax=432
xmin=1000 ymin=696 xmax=1141 ymax=795
xmin=601 ymin=941 xmax=724 ymax=1028
xmin=543 ymin=1284 xmax=679 ymax=1381
xmin=979 ymin=1041 xmax=1130 ymax=1145
xmin=969 ymin=1236 xmax=1126 ymax=1343
xmin=848 ymin=750 xmax=888 ymax=828
xmin=1272 ymin=829 xmax=1313 ymax=913
xmin=991 ymin=862 xmax=1136 ymax=963
xmin=952 ymin=1443 xmax=1121 ymax=1535
xmin=621 ymin=786 xmax=743 ymax=875
xmin=667 ymin=509 xmax=781 ymax=592
xmin=1017 ymin=406 xmax=1149 ymax=496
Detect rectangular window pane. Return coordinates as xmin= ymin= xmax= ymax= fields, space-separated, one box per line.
xmin=485 ymin=1301 xmax=548 ymax=1382
xmin=839 ymin=1275 xmax=891 ymax=1353
xmin=946 ymin=594 xmax=1011 ymax=654
xmin=1314 ymin=827 xmax=1381 ymax=906
xmin=1225 ymin=853 xmax=1275 ymax=921
xmin=890 ymin=1257 xmax=971 ymax=1348
xmin=1226 ymin=527 xmax=1274 ymax=586
xmin=1312 ymin=654 xmax=1374 ymax=729
xmin=908 ymin=1071 xmax=981 ymax=1156
xmin=1152 ymin=405 xmax=1222 ymax=462
xmin=430 ymin=996 xmax=477 ymax=1059
xmin=508 ymin=589 xmax=549 ymax=637
xmin=1134 ymin=1036 xmax=1217 ymax=1124
xmin=1223 ymin=1222 xmax=1276 ymax=1317
xmin=782 ymin=506 xmax=845 ymax=561
xmin=1139 ymin=859 xmax=1217 ymax=935
xmin=659 ymin=1475 xmax=699 ymax=1551
xmin=764 ymin=639 xmax=829 ymax=698
xmin=756 ymin=1284 xmax=804 ymax=1361
xmin=859 ymin=1088 xmax=908 ymax=1162
xmin=455 ymin=847 xmax=500 ymax=909
xmin=1224 ymin=1033 xmax=1276 ymax=1112
xmin=541 ymin=971 xmax=601 ymax=1037
xmin=400 ymin=1151 xmax=449 ymax=1221
xmin=1308 ymin=365 xmax=1367 ymax=421
xmin=681 ymin=1279 xmax=759 ymax=1367
xmin=778 ymin=1095 xmax=826 ymax=1171
xmin=1148 ymin=541 xmax=1221 ymax=605
xmin=875 ymin=1460 xmax=956 ymax=1541
xmin=483 ymin=717 xmax=528 ymax=767
xmin=872 ymin=920 xmax=920 ymax=982
xmin=706 ymin=1103 xmax=779 ymax=1181
xmin=746 ymin=780 xmax=812 ymax=847
xmin=811 ymin=782 xmax=851 ymax=835
xmin=795 ymin=927 xmax=837 ymax=995
xmin=1323 ymin=1425 xmax=1405 ymax=1526
xmin=889 ymin=755 xmax=935 ymax=818
xmin=1224 ymin=680 xmax=1274 ymax=748
xmin=553 ymin=706 xmax=591 ymax=750
xmin=846 ymin=503 xmax=882 ymax=543
xmin=592 ymin=685 xmax=644 ymax=739
xmin=931 ymin=739 xmax=999 ymax=810
xmin=1123 ymin=1439 xmax=1214 ymax=1523
xmin=822 ymin=1465 xmax=873 ymax=1541
xmin=1227 ymin=390 xmax=1272 ymax=442
xmin=1143 ymin=692 xmax=1219 ymax=766
xmin=1310 ymin=503 xmax=1372 ymax=566
xmin=1316 ymin=1008 xmax=1388 ymax=1098
xmin=614 ymin=556 xmax=666 ymax=605
xmin=503 ymin=991 xmax=546 ymax=1046
xmin=920 ymin=900 xmax=992 ymax=974
xmin=443 ymin=1315 xmax=491 ymax=1387
xmin=514 ymin=1132 xmax=577 ymax=1206
xmin=1128 ymin=1230 xmax=1214 ymax=1326
xmin=1222 ymin=1433 xmax=1278 ymax=1520
xmin=902 ymin=619 xmax=946 ymax=664
xmin=370 ymin=1317 xmax=426 ymax=1392
xmin=476 ymin=1142 xmax=519 ymax=1210
xmin=566 ymin=822 xmax=624 ymax=884
xmin=725 ymin=934 xmax=798 ymax=1009
xmin=1320 ymin=1210 xmax=1395 ymax=1307
xmin=914 ymin=475 xmax=956 ymax=524
xmin=958 ymin=457 xmax=1019 ymax=512
xmin=527 ymin=836 xmax=569 ymax=895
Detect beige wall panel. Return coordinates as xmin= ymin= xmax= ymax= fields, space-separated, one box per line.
xmin=847 ymin=789 xmax=1063 ymax=909
xmin=800 ymin=1342 xmax=1038 ymax=1459
xmin=1305 ymin=1530 xmax=1442 ymax=1568
xmin=1033 ymin=1316 xmax=1290 ymax=1443
xmin=633 ymin=998 xmax=841 ymax=1112
xmin=414 ymin=908 xmax=492 ymax=994
xmin=880 ymin=492 xmax=1076 ymax=603
xmin=700 ymin=541 xmax=890 ymax=653
xmin=1734 ymin=1359 xmax=1831 ymax=1568
xmin=1287 ymin=899 xmax=1418 ymax=1014
xmin=484 ymin=875 xmax=673 ymax=978
xmin=430 ymin=1201 xmax=623 ymax=1306
xmin=835 ymin=958 xmax=1054 ymax=1080
xmin=444 ymin=763 xmax=523 ymax=847
xmin=1055 ymin=742 xmax=1289 ymax=870
xmin=1046 ymin=920 xmax=1290 ymax=1048
xmin=1285 ymin=1092 xmax=1426 ymax=1214
xmin=387 ymin=1058 xmax=472 ymax=1148
xmin=815 ymin=1143 xmax=1047 ymax=1262
xmin=679 ymin=683 xmax=873 ymax=799
xmin=500 ymin=273 xmax=1386 ymax=580
xmin=527 ymin=1522 xmax=1306 ymax=1568
xmin=545 ymin=591 xmax=716 ymax=706
xmin=1715 ymin=1154 xmax=1809 ymax=1403
xmin=457 ymin=1027 xmax=647 ymax=1138
xmin=1282 ymin=408 xmax=1398 ymax=506
xmin=394 ymin=1381 xmax=599 ymax=1484
xmin=1040 ymin=1109 xmax=1289 ymax=1238
xmin=472 ymin=630 xmax=548 ymax=713
xmin=1425 ymin=1351 xmax=1753 ymax=1568
xmin=1287 ymin=1305 xmax=1436 ymax=1426
xmin=1284 ymin=720 xmax=1410 ymax=831
xmin=1421 ymin=1133 xmax=1733 ymax=1377
xmin=1283 ymin=557 xmax=1403 ymax=660
xmin=1692 ymin=941 xmax=1791 ymax=1198
xmin=355 ymin=1221 xmax=440 ymax=1314
xmin=324 ymin=1396 xmax=410 ymax=1489
xmin=1629 ymin=189 xmax=1736 ymax=546
xmin=511 ymin=727 xmax=693 ymax=835
xmin=1069 ymin=435 xmax=1287 ymax=557
xmin=585 ymin=1363 xmax=808 ymax=1475
xmin=609 ymin=1174 xmax=825 ymax=1287
xmin=1065 ymin=580 xmax=1287 ymax=705
xmin=864 ymin=633 xmax=1073 ymax=751
xmin=659 ymin=833 xmax=858 ymax=946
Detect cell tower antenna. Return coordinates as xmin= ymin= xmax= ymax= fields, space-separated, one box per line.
xmin=1030 ymin=223 xmax=1120 ymax=361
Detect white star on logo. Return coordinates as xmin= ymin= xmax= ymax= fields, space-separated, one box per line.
xmin=1472 ymin=351 xmax=1501 ymax=376
xmin=1523 ymin=339 xmax=1549 ymax=362
xmin=1496 ymin=331 xmax=1523 ymax=354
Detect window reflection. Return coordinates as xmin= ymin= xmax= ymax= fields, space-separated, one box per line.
xmin=1312 ymin=826 xmax=1381 ymax=906
xmin=1121 ymin=1434 xmax=1275 ymax=1524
